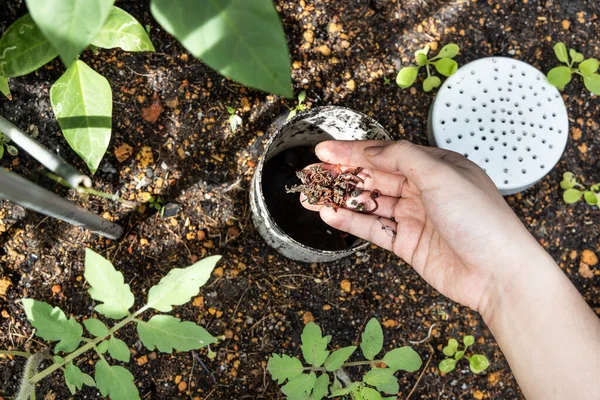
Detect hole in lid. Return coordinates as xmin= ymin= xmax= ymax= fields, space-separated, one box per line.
xmin=470 ymin=70 xmax=476 ymax=75
xmin=529 ymin=85 xmax=533 ymax=90
xmin=472 ymin=107 xmax=477 ymax=112
xmin=509 ymin=74 xmax=514 ymax=78
xmin=532 ymin=133 xmax=536 ymax=138
xmin=552 ymin=113 xmax=557 ymax=117
xmin=453 ymin=118 xmax=457 ymax=122
xmin=523 ymin=132 xmax=528 ymax=136
xmin=498 ymin=87 xmax=503 ymax=91
xmin=529 ymin=107 xmax=533 ymax=112
xmin=548 ymin=97 xmax=552 ymax=102
xmin=510 ymin=120 xmax=515 ymax=125
xmin=459 ymin=89 xmax=464 ymax=94
xmin=533 ymin=92 xmax=538 ymax=96
xmin=441 ymin=120 xmax=446 ymax=125
xmin=558 ymin=129 xmax=563 ymax=134
xmin=522 ymin=95 xmax=527 ymax=100
xmin=526 ymin=147 xmax=531 ymax=151
xmin=489 ymin=145 xmax=494 ymax=150
xmin=549 ymin=144 xmax=553 ymax=149
xmin=446 ymin=103 xmax=451 ymax=107
xmin=485 ymin=158 xmax=490 ymax=162
xmin=477 ymin=79 xmax=482 ymax=84
xmin=492 ymin=109 xmax=497 ymax=114
xmin=478 ymin=118 xmax=483 ymax=123
xmin=494 ymin=67 xmax=499 ymax=72
xmin=491 ymin=118 xmax=496 ymax=123
xmin=519 ymin=84 xmax=523 ymax=88
xmin=484 ymin=88 xmax=489 ymax=93
xmin=458 ymin=104 xmax=463 ymax=109
xmin=503 ymin=142 xmax=508 ymax=146
xmin=518 ymin=157 xmax=523 ymax=162
xmin=507 ymin=111 xmax=513 ymax=115
xmin=446 ymin=138 xmax=451 ymax=143
xmin=541 ymin=139 xmax=546 ymax=144
xmin=503 ymin=168 xmax=509 ymax=173
xmin=540 ymin=164 xmax=545 ymax=168
xmin=541 ymin=86 xmax=546 ymax=91
xmin=502 ymin=131 xmax=507 ymax=136
xmin=504 ymin=180 xmax=509 ymax=184
xmin=530 ymin=122 xmax=535 ymax=127
xmin=448 ymin=85 xmax=453 ymax=89
xmin=464 ymin=153 xmax=469 ymax=157
xmin=511 ymin=129 xmax=516 ymax=134
xmin=517 ymin=137 xmax=522 ymax=141
xmin=474 ymin=146 xmax=479 ymax=150
xmin=549 ymin=126 xmax=553 ymax=131
xmin=555 ymin=94 xmax=560 ymax=98
xmin=490 ymin=128 xmax=495 ymax=133
xmin=508 ymin=88 xmax=513 ymax=92
xmin=533 ymin=155 xmax=537 ymax=159
xmin=522 ymin=169 xmax=527 ymax=174
xmin=494 ymin=76 xmax=499 ymax=80
xmin=479 ymin=126 xmax=485 ymax=131
xmin=512 ymin=146 xmax=517 ymax=151
xmin=521 ymin=121 xmax=526 ymax=125
xmin=503 ymin=155 xmax=507 ymax=159
xmin=518 ymin=111 xmax=523 ymax=116
xmin=537 ymin=75 xmax=541 ymax=80
xmin=537 ymin=102 xmax=542 ymax=107
xmin=472 ymin=96 xmax=477 ymax=101
xmin=521 ymin=71 xmax=526 ymax=76
xmin=494 ymin=136 xmax=499 ymax=141
xmin=539 ymin=124 xmax=543 ymax=129
xmin=482 ymin=136 xmax=487 ymax=140
xmin=465 ymin=118 xmax=470 ymax=123
xmin=483 ymin=103 xmax=488 ymax=107
xmin=514 ymin=102 xmax=519 ymax=107
xmin=508 ymin=81 xmax=513 ymax=85
xmin=470 ymin=131 xmax=475 ymax=136
xmin=491 ymin=98 xmax=496 ymax=103
xmin=458 ymin=134 xmax=463 ymax=139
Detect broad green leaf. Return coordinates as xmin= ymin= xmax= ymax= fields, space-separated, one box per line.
xmin=137 ymin=314 xmax=217 ymax=353
xmin=434 ymin=43 xmax=459 ymax=59
xmin=414 ymin=45 xmax=430 ymax=58
xmin=298 ymin=90 xmax=306 ymax=103
xmin=95 ymin=360 xmax=140 ymax=400
xmin=25 ymin=0 xmax=114 ymax=67
xmin=50 ymin=61 xmax=112 ymax=173
xmin=267 ymin=354 xmax=304 ymax=385
xmin=83 ymin=318 xmax=109 ymax=337
xmin=396 ymin=66 xmax=419 ymax=89
xmin=560 ymin=177 xmax=575 ymax=189
xmin=107 ymin=336 xmax=130 ymax=362
xmin=97 ymin=340 xmax=109 ymax=353
xmin=563 ymin=188 xmax=583 ymax=204
xmin=584 ymin=191 xmax=598 ymax=205
xmin=553 ymin=43 xmax=569 ymax=64
xmin=423 ymin=75 xmax=441 ymax=92
xmin=83 ymin=249 xmax=134 ymax=319
xmin=382 ymin=346 xmax=422 ymax=372
xmin=150 ymin=0 xmax=292 ymax=97
xmin=361 ymin=318 xmax=383 ymax=360
xmin=65 ymin=363 xmax=95 ymax=393
xmin=0 ymin=14 xmax=58 ymax=77
xmin=281 ymin=372 xmax=316 ymax=400
xmin=468 ymin=354 xmax=490 ymax=374
xmin=360 ymin=387 xmax=383 ymax=400
xmin=146 ymin=255 xmax=221 ymax=312
xmin=416 ymin=53 xmax=427 ymax=67
xmin=583 ymin=74 xmax=600 ymax=95
xmin=54 ymin=356 xmax=65 ymax=364
xmin=324 ymin=346 xmax=357 ymax=371
xmin=363 ymin=368 xmax=398 ymax=395
xmin=22 ymin=299 xmax=83 ymax=353
xmin=301 ymin=322 xmax=331 ymax=367
xmin=433 ymin=58 xmax=458 ymax=77
xmin=463 ymin=335 xmax=475 ymax=347
xmin=286 ymin=109 xmax=297 ymax=121
xmin=91 ymin=7 xmax=154 ymax=52
xmin=454 ymin=350 xmax=465 ymax=360
xmin=309 ymin=373 xmax=330 ymax=400
xmin=569 ymin=49 xmax=584 ymax=63
xmin=227 ymin=106 xmax=235 ymax=115
xmin=0 ymin=77 xmax=10 ymax=99
xmin=0 ymin=145 xmax=4 ymax=160
xmin=439 ymin=358 xmax=457 ymax=373
xmin=579 ymin=59 xmax=599 ymax=76
xmin=329 ymin=376 xmax=343 ymax=393
xmin=547 ymin=66 xmax=572 ymax=90
xmin=442 ymin=338 xmax=458 ymax=357
xmin=330 ymin=382 xmax=361 ymax=397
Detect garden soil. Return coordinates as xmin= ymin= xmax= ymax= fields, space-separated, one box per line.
xmin=1 ymin=0 xmax=599 ymax=399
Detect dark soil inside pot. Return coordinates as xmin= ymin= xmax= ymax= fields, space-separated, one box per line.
xmin=262 ymin=145 xmax=357 ymax=251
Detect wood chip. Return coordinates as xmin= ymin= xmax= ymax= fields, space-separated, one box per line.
xmin=141 ymin=92 xmax=164 ymax=123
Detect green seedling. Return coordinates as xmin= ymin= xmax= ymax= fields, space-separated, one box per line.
xmin=396 ymin=44 xmax=460 ymax=92
xmin=547 ymin=43 xmax=600 ymax=95
xmin=286 ymin=91 xmax=307 ymax=121
xmin=383 ymin=77 xmax=391 ymax=86
xmin=439 ymin=335 xmax=490 ymax=374
xmin=227 ymin=106 xmax=243 ymax=132
xmin=267 ymin=318 xmax=422 ymax=400
xmin=0 ymin=131 xmax=18 ymax=160
xmin=560 ymin=172 xmax=600 ymax=206
xmin=147 ymin=195 xmax=166 ymax=216
xmin=0 ymin=249 xmax=221 ymax=400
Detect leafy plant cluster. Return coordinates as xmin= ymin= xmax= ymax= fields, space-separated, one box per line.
xmin=0 ymin=0 xmax=292 ymax=174
xmin=2 ymin=249 xmax=221 ymax=400
xmin=0 ymin=131 xmax=18 ymax=161
xmin=396 ymin=44 xmax=460 ymax=92
xmin=547 ymin=43 xmax=600 ymax=95
xmin=560 ymin=172 xmax=599 ymax=206
xmin=267 ymin=319 xmax=422 ymax=400
xmin=286 ymin=91 xmax=307 ymax=121
xmin=227 ymin=106 xmax=243 ymax=132
xmin=438 ymin=336 xmax=489 ymax=374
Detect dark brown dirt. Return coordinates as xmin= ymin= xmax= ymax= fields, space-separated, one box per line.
xmin=1 ymin=0 xmax=599 ymax=399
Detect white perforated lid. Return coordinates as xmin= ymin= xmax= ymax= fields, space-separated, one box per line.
xmin=428 ymin=57 xmax=569 ymax=195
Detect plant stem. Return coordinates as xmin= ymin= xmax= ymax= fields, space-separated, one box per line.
xmin=302 ymin=359 xmax=374 ymax=372
xmin=426 ymin=64 xmax=432 ymax=77
xmin=46 ymin=173 xmax=138 ymax=207
xmin=0 ymin=350 xmax=32 ymax=358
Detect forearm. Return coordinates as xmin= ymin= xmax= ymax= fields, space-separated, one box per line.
xmin=481 ymin=247 xmax=600 ymax=399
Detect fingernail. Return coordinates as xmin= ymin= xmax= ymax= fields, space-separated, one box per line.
xmin=364 ymin=146 xmax=384 ymax=156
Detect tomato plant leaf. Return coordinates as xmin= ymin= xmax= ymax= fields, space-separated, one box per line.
xmin=382 ymin=346 xmax=422 ymax=372
xmin=107 ymin=336 xmax=130 ymax=362
xmin=361 ymin=318 xmax=383 ymax=360
xmin=308 ymin=373 xmax=330 ymax=400
xmin=267 ymin=354 xmax=304 ymax=385
xmin=22 ymin=299 xmax=83 ymax=353
xmin=363 ymin=368 xmax=399 ymax=395
xmin=83 ymin=318 xmax=109 ymax=337
xmin=324 ymin=346 xmax=357 ymax=371
xmin=64 ymin=363 xmax=96 ymax=393
xmin=281 ymin=372 xmax=316 ymax=400
xmin=137 ymin=315 xmax=217 ymax=353
xmin=301 ymin=322 xmax=331 ymax=367
xmin=95 ymin=360 xmax=140 ymax=400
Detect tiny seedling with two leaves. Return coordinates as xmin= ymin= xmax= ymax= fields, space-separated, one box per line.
xmin=286 ymin=91 xmax=307 ymax=121
xmin=396 ymin=44 xmax=460 ymax=92
xmin=547 ymin=43 xmax=600 ymax=95
xmin=439 ymin=336 xmax=489 ymax=374
xmin=0 ymin=131 xmax=18 ymax=161
xmin=0 ymin=249 xmax=221 ymax=400
xmin=267 ymin=318 xmax=422 ymax=400
xmin=227 ymin=106 xmax=243 ymax=132
xmin=560 ymin=172 xmax=599 ymax=206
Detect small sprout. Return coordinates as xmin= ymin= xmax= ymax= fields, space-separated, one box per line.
xmin=560 ymin=171 xmax=600 ymax=206
xmin=286 ymin=91 xmax=307 ymax=121
xmin=227 ymin=106 xmax=243 ymax=132
xmin=383 ymin=76 xmax=391 ymax=85
xmin=547 ymin=42 xmax=600 ymax=95
xmin=396 ymin=43 xmax=460 ymax=92
xmin=439 ymin=335 xmax=490 ymax=375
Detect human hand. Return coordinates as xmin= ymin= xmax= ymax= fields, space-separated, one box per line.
xmin=302 ymin=140 xmax=546 ymax=313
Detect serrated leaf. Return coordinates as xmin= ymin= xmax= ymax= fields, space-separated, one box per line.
xmin=434 ymin=43 xmax=459 ymax=59
xmin=324 ymin=346 xmax=356 ymax=371
xmin=95 ymin=360 xmax=140 ymax=400
xmin=433 ymin=58 xmax=458 ymax=77
xmin=360 ymin=387 xmax=384 ymax=400
xmin=83 ymin=318 xmax=109 ymax=337
xmin=301 ymin=322 xmax=331 ymax=367
xmin=83 ymin=249 xmax=134 ymax=319
xmin=423 ymin=75 xmax=441 ymax=92
xmin=363 ymin=368 xmax=398 ymax=395
xmin=65 ymin=363 xmax=96 ymax=393
xmin=547 ymin=66 xmax=572 ymax=90
xmin=416 ymin=53 xmax=427 ymax=66
xmin=330 ymin=382 xmax=361 ymax=397
xmin=454 ymin=350 xmax=465 ymax=360
xmin=584 ymin=191 xmax=598 ymax=205
xmin=463 ymin=335 xmax=475 ymax=347
xmin=0 ymin=14 xmax=58 ymax=77
xmin=554 ymin=43 xmax=569 ymax=64
xmin=22 ymin=299 xmax=83 ymax=353
xmin=25 ymin=0 xmax=114 ymax=67
xmin=442 ymin=338 xmax=458 ymax=357
xmin=50 ymin=61 xmax=112 ymax=173
xmin=579 ymin=59 xmax=599 ymax=76
xmin=361 ymin=318 xmax=383 ymax=360
xmin=396 ymin=66 xmax=419 ymax=89
xmin=267 ymin=354 xmax=304 ymax=385
xmin=137 ymin=314 xmax=216 ymax=353
xmin=564 ymin=188 xmax=583 ymax=204
xmin=569 ymin=48 xmax=584 ymax=63
xmin=0 ymin=77 xmax=10 ymax=99
xmin=439 ymin=358 xmax=457 ymax=373
xmin=309 ymin=373 xmax=330 ymax=400
xmin=97 ymin=341 xmax=109 ymax=353
xmin=468 ymin=354 xmax=490 ymax=374
xmin=91 ymin=7 xmax=154 ymax=52
xmin=281 ymin=372 xmax=317 ymax=400
xmin=146 ymin=255 xmax=220 ymax=312
xmin=150 ymin=0 xmax=292 ymax=97
xmin=583 ymin=74 xmax=600 ymax=95
xmin=107 ymin=336 xmax=130 ymax=362
xmin=382 ymin=346 xmax=422 ymax=372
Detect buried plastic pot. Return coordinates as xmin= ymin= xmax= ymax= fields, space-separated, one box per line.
xmin=250 ymin=106 xmax=392 ymax=263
